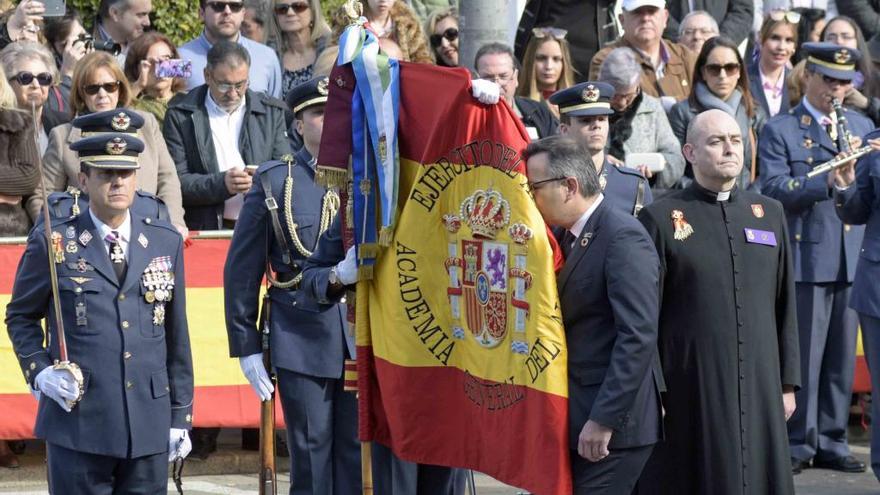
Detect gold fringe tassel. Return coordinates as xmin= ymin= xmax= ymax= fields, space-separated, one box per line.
xmin=378 ymin=226 xmax=394 ymax=246
xmin=358 ymin=264 xmax=374 ymax=280
xmin=358 ymin=243 xmax=379 ymax=259
xmin=316 ymin=166 xmax=350 ymax=189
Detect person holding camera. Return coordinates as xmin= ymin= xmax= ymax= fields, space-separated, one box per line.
xmin=43 ymin=12 xmax=92 ymax=114
xmin=124 ymin=31 xmax=187 ymax=126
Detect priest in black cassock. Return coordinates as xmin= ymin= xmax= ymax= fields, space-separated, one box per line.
xmin=636 ymin=109 xmax=801 ymax=495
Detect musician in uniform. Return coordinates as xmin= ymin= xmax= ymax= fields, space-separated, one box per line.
xmin=550 ymin=81 xmax=652 ymax=216
xmin=224 ymin=76 xmax=361 ymax=494
xmin=5 ymin=133 xmax=194 ymax=493
xmin=760 ymin=42 xmax=873 ymax=475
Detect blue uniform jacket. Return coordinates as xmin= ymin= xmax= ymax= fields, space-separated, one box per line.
xmin=558 ymin=199 xmax=663 ymax=449
xmin=35 ymin=189 xmax=171 ymax=225
xmin=759 ymin=103 xmax=872 ymax=283
xmin=601 ymin=159 xmax=653 ymax=216
xmin=835 ymin=129 xmax=880 ymax=318
xmin=5 ymin=211 xmax=193 ymax=458
xmin=224 ymin=148 xmax=350 ymax=379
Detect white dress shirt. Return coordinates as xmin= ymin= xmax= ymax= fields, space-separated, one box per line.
xmin=206 ymin=91 xmax=247 ymax=220
xmin=89 ymin=209 xmax=131 ymax=262
xmin=568 ymin=193 xmax=605 ymax=244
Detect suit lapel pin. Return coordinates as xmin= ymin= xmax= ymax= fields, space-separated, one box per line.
xmin=138 ymin=233 xmax=149 ymax=248
xmin=803 ymin=137 xmax=813 ymax=149
xmin=78 ymin=230 xmax=92 ymax=246
xmin=65 ymin=225 xmax=76 ymax=239
xmin=671 ymin=209 xmax=694 ymax=241
xmin=801 ymin=115 xmax=812 ymax=127
xmin=580 ymin=232 xmax=592 ymax=247
xmin=65 ymin=240 xmax=78 ymax=254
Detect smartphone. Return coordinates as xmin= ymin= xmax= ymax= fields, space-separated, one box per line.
xmin=245 ymin=164 xmax=259 ymax=175
xmin=155 ymin=59 xmax=192 ymax=79
xmin=42 ymin=0 xmax=66 ymax=17
xmin=625 ymin=153 xmax=666 ymax=173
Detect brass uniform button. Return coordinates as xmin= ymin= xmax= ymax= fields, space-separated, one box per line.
xmin=126 ymin=381 xmax=134 ymax=389
xmin=118 ymin=294 xmax=125 ymax=301
xmin=122 ymin=321 xmax=130 ymax=329
xmin=123 ymin=352 xmax=132 ymax=360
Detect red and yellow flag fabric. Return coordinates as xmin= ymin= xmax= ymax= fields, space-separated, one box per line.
xmin=321 ymin=63 xmax=571 ymax=495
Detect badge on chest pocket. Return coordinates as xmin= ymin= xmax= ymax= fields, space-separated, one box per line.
xmin=142 ymin=256 xmax=174 ymax=327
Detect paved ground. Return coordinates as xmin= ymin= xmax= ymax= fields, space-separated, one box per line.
xmin=0 ymin=427 xmax=877 ymax=494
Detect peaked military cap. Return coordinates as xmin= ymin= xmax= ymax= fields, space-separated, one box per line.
xmin=72 ymin=108 xmax=145 ymax=135
xmin=802 ymin=42 xmax=862 ymax=81
xmin=69 ymin=133 xmax=144 ymax=170
xmin=549 ymin=81 xmax=615 ymax=117
xmin=286 ymin=76 xmax=330 ymax=114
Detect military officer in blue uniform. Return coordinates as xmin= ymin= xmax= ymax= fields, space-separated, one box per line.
xmin=550 ymin=81 xmax=652 ymax=216
xmin=833 ymin=129 xmax=880 ymax=481
xmin=224 ymin=76 xmax=361 ymax=495
xmin=37 ymin=110 xmax=172 ymax=225
xmin=759 ymin=42 xmax=874 ymax=475
xmin=5 ymin=133 xmax=194 ymax=493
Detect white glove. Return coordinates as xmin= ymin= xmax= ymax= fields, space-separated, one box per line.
xmin=35 ymin=367 xmax=79 ymax=412
xmin=239 ymin=353 xmax=274 ymax=401
xmin=471 ymin=79 xmax=500 ymax=105
xmin=168 ymin=428 xmax=191 ymax=462
xmin=335 ymin=246 xmax=359 ymax=285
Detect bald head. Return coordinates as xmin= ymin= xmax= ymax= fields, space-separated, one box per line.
xmin=683 ymin=109 xmax=744 ymax=191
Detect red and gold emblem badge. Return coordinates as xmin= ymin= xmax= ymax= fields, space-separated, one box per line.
xmin=834 ymin=49 xmax=851 ymax=64
xmin=111 ymin=112 xmax=131 ymax=131
xmin=582 ymin=84 xmax=599 ymax=103
xmin=106 ymin=137 xmax=127 ymax=155
xmin=317 ymin=77 xmax=329 ymax=95
xmin=751 ymin=204 xmax=765 ymax=218
xmin=671 ymin=209 xmax=694 ymax=241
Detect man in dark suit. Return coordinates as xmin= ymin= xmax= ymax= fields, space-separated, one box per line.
xmin=525 ymin=135 xmax=662 ymax=494
xmin=5 ymin=133 xmax=193 ymax=493
xmin=163 ymin=40 xmax=291 ymax=231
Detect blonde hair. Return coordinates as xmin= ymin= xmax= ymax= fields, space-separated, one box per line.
xmin=69 ymin=51 xmax=132 ymax=115
xmin=0 ymin=65 xmax=19 ymax=110
xmin=266 ymin=0 xmax=331 ymax=57
xmin=517 ymin=36 xmax=575 ymax=101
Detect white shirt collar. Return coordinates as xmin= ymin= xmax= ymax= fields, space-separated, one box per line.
xmin=802 ymin=97 xmax=835 ymax=125
xmin=569 ymin=194 xmax=605 ymax=240
xmin=205 ymin=89 xmax=246 ymax=117
xmin=716 ymin=189 xmax=731 ymax=201
xmin=89 ymin=208 xmax=132 ymax=246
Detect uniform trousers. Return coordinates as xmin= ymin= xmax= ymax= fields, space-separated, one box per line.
xmin=570 ymin=444 xmax=653 ymax=495
xmin=276 ymin=368 xmax=361 ymax=495
xmin=371 ymin=442 xmax=457 ymax=495
xmin=46 ymin=442 xmax=167 ymax=495
xmin=857 ymin=314 xmax=880 ymax=481
xmin=789 ymin=282 xmax=858 ymax=462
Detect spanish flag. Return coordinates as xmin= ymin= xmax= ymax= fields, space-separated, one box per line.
xmin=320 ymin=58 xmax=571 ymax=494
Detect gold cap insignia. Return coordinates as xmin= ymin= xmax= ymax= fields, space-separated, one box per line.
xmin=582 ymin=84 xmax=600 ymax=103
xmin=111 ymin=112 xmax=131 ymax=131
xmin=106 ymin=137 xmax=127 ymax=155
xmin=317 ymin=77 xmax=329 ymax=95
xmin=834 ymin=49 xmax=851 ymax=64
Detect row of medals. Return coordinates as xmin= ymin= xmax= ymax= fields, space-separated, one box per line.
xmin=143 ymin=267 xmax=174 ymax=325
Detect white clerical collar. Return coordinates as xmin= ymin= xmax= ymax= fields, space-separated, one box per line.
xmin=802 ymin=97 xmax=835 ymax=125
xmin=716 ymin=190 xmax=731 ymax=202
xmin=89 ymin=208 xmax=132 ymax=243
xmin=570 ymin=194 xmax=604 ymax=239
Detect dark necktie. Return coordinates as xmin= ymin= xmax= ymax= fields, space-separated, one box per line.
xmin=561 ymin=230 xmax=576 ymax=259
xmin=105 ymin=231 xmax=127 ymax=281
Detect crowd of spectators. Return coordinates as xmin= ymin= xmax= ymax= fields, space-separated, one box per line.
xmin=1 ymin=0 xmax=880 ymax=470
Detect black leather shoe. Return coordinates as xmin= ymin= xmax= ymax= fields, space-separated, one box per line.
xmin=813 ymin=455 xmax=867 ymax=473
xmin=792 ymin=458 xmax=810 ymax=475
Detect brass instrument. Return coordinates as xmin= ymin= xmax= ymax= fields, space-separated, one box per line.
xmin=30 ymin=101 xmax=85 ymax=409
xmin=806 ymin=98 xmax=874 ymax=178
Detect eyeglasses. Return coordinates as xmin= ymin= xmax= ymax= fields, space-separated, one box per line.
xmin=430 ymin=27 xmax=459 ymax=48
xmin=274 ymin=2 xmax=309 ymax=15
xmin=214 ymin=79 xmax=248 ymax=93
xmin=768 ymin=10 xmax=801 ymax=24
xmin=703 ymin=63 xmax=741 ymax=77
xmin=206 ymin=1 xmax=245 ymax=13
xmin=9 ymin=71 xmax=53 ymax=86
xmin=527 ymin=176 xmax=567 ymax=194
xmin=682 ymin=27 xmax=717 ymax=37
xmin=83 ymin=81 xmax=121 ymax=95
xmin=532 ymin=27 xmax=568 ymax=40
xmin=480 ymin=72 xmax=515 ymax=84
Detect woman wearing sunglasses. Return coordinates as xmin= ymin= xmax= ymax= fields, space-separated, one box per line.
xmin=424 ymin=7 xmax=457 ymax=67
xmin=266 ymin=0 xmax=330 ymax=100
xmin=27 ymin=51 xmax=186 ymax=233
xmin=0 ymin=41 xmax=69 ymax=156
xmin=670 ymin=36 xmax=763 ymax=190
xmin=362 ymin=0 xmax=432 ymax=63
xmin=0 ymin=62 xmax=38 ymax=240
xmin=747 ymin=10 xmax=798 ymax=118
xmin=516 ymin=27 xmax=575 ymax=118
